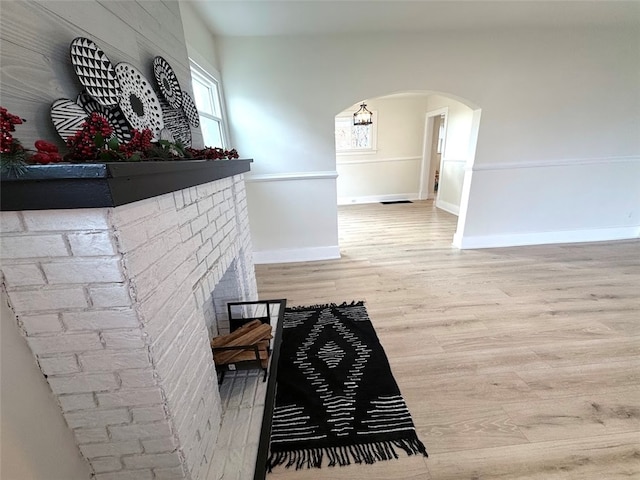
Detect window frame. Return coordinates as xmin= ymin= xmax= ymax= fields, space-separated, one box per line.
xmin=334 ymin=110 xmax=378 ymax=155
xmin=189 ymin=59 xmax=230 ymax=149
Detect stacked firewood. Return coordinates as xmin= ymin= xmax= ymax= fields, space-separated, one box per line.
xmin=211 ymin=320 xmax=272 ymax=368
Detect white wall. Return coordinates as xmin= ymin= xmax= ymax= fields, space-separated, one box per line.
xmin=1 ymin=292 xmax=91 ymax=480
xmin=336 ymin=95 xmax=431 ymax=204
xmin=214 ymin=27 xmax=639 ymax=259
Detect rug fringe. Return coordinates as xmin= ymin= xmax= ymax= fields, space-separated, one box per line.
xmin=267 ymin=437 xmax=427 ymax=471
xmin=286 ymin=300 xmax=365 ymax=312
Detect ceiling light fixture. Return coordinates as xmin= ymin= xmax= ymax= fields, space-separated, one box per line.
xmin=353 ymin=103 xmax=373 ymax=126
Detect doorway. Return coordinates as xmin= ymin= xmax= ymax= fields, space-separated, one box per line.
xmin=419 ymin=108 xmax=448 ymax=203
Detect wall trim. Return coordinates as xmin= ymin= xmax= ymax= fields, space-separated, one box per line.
xmin=253 ymin=245 xmax=341 ymax=264
xmin=435 ymin=198 xmax=460 ymax=216
xmin=471 ymin=155 xmax=640 ymax=172
xmin=337 ymin=193 xmax=420 ymax=206
xmin=337 ymin=156 xmax=421 ymax=166
xmin=246 ymin=171 xmax=338 ymax=183
xmin=454 ymin=225 xmax=640 ymax=250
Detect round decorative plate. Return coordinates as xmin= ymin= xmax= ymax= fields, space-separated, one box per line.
xmin=181 ymin=91 xmax=200 ymax=128
xmin=70 ymin=37 xmax=121 ymax=107
xmin=114 ymin=62 xmax=164 ymax=140
xmin=153 ymin=56 xmax=183 ymax=109
xmin=50 ymin=99 xmax=88 ymax=141
xmin=159 ymin=98 xmax=192 ymax=147
xmin=77 ymin=92 xmax=132 ymax=143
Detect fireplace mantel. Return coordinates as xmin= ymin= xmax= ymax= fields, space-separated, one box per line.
xmin=1 ymin=158 xmax=252 ymax=211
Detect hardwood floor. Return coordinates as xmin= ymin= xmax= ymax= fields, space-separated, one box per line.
xmin=256 ymin=200 xmax=640 ymax=479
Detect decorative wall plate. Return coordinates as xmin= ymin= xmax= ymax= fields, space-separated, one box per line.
xmin=181 ymin=91 xmax=200 ymax=128
xmin=160 ymin=98 xmax=192 ymax=147
xmin=153 ymin=56 xmax=183 ymax=109
xmin=70 ymin=37 xmax=121 ymax=107
xmin=114 ymin=62 xmax=164 ymax=140
xmin=77 ymin=93 xmax=132 ymax=143
xmin=51 ymin=99 xmax=88 ymax=141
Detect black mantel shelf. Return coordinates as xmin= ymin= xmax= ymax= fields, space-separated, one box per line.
xmin=0 ymin=159 xmax=252 ymax=211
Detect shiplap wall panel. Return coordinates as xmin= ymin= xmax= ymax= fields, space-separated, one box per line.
xmin=0 ymin=0 xmax=203 ymax=151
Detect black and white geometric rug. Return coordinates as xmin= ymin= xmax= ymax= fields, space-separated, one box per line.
xmin=267 ymin=301 xmax=427 ymax=471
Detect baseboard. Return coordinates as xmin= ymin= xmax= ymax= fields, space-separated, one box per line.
xmin=454 ymin=226 xmax=640 ymax=249
xmin=435 ymin=199 xmax=460 ymax=216
xmin=338 ymin=193 xmax=419 ymax=206
xmin=252 ymin=245 xmax=341 ymax=264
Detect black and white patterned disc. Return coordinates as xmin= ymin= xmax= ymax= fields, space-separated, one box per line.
xmin=153 ymin=56 xmax=183 ymax=109
xmin=159 ymin=98 xmax=192 ymax=147
xmin=181 ymin=91 xmax=200 ymax=128
xmin=77 ymin=92 xmax=132 ymax=143
xmin=51 ymin=99 xmax=88 ymax=141
xmin=114 ymin=62 xmax=164 ymax=140
xmin=70 ymin=37 xmax=121 ymax=107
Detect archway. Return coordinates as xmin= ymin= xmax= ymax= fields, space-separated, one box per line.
xmin=333 ymin=90 xmax=481 ymax=247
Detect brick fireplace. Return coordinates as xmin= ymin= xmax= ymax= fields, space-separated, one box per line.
xmin=0 ymin=170 xmax=258 ymax=479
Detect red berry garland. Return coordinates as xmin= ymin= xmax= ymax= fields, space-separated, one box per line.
xmin=119 ymin=129 xmax=153 ymax=157
xmin=65 ymin=113 xmax=113 ymax=162
xmin=0 ymin=106 xmax=25 ymax=155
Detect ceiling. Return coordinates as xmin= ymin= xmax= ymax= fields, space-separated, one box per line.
xmin=187 ymin=1 xmax=640 ymax=37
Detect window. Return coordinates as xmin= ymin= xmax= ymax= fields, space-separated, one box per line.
xmin=190 ymin=61 xmax=227 ymax=148
xmin=335 ymin=112 xmax=377 ymax=153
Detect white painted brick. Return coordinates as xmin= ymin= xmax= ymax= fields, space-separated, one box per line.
xmin=97 ymin=387 xmax=163 ymax=408
xmin=196 ymin=196 xmax=214 ymax=214
xmin=43 ymin=258 xmax=123 ymax=284
xmin=118 ymin=368 xmax=156 ymax=388
xmin=0 ymin=211 xmax=23 ymax=232
xmin=123 ymin=236 xmax=165 ymax=276
xmin=110 ymin=198 xmax=159 ymax=226
xmin=63 ymin=309 xmax=139 ymax=331
xmin=109 ymin=421 xmax=172 ymax=441
xmin=74 ymin=426 xmax=109 ymax=444
xmin=127 ymin=269 xmax=157 ymax=304
xmin=173 ymin=191 xmax=184 ymax=210
xmin=80 ymin=440 xmax=143 ymax=459
xmin=191 ymin=215 xmax=209 ymax=233
xmin=65 ymin=408 xmax=130 ymax=428
xmin=49 ymin=373 xmax=118 ymax=394
xmin=94 ymin=469 xmax=153 ymax=480
xmin=19 ymin=313 xmax=63 ymax=335
xmin=114 ymin=221 xmax=149 ymax=252
xmin=132 ymin=405 xmax=167 ymax=423
xmin=153 ymin=465 xmax=187 ymax=480
xmin=27 ymin=332 xmax=102 ymax=355
xmin=38 ymin=355 xmax=80 ymax=375
xmin=122 ymin=452 xmax=181 ymax=469
xmin=157 ymin=192 xmax=175 ymax=211
xmin=68 ymin=232 xmax=116 ymax=256
xmin=141 ymin=436 xmax=177 ymax=454
xmin=22 ymin=209 xmax=109 ymax=231
xmin=1 ymin=235 xmax=69 ymax=259
xmin=89 ymin=456 xmax=123 ymax=473
xmin=59 ymin=393 xmax=96 ymax=412
xmin=179 ymin=204 xmax=198 ymax=225
xmin=89 ymin=285 xmax=131 ymax=308
xmin=1 ymin=263 xmax=45 ymax=287
xmin=79 ymin=350 xmax=150 ymax=372
xmin=9 ymin=287 xmax=87 ymax=312
xmin=101 ymin=330 xmax=146 ymax=350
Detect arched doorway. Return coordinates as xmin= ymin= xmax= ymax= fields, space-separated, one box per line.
xmin=333 ymin=90 xmax=481 ymax=247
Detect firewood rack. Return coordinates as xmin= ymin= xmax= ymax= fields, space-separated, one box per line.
xmin=211 ymin=299 xmax=285 ymax=383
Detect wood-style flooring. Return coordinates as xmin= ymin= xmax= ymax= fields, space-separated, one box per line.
xmin=256 ymin=200 xmax=640 ymax=480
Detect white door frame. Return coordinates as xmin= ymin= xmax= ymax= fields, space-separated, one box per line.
xmin=418 ymin=107 xmax=448 ymax=201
